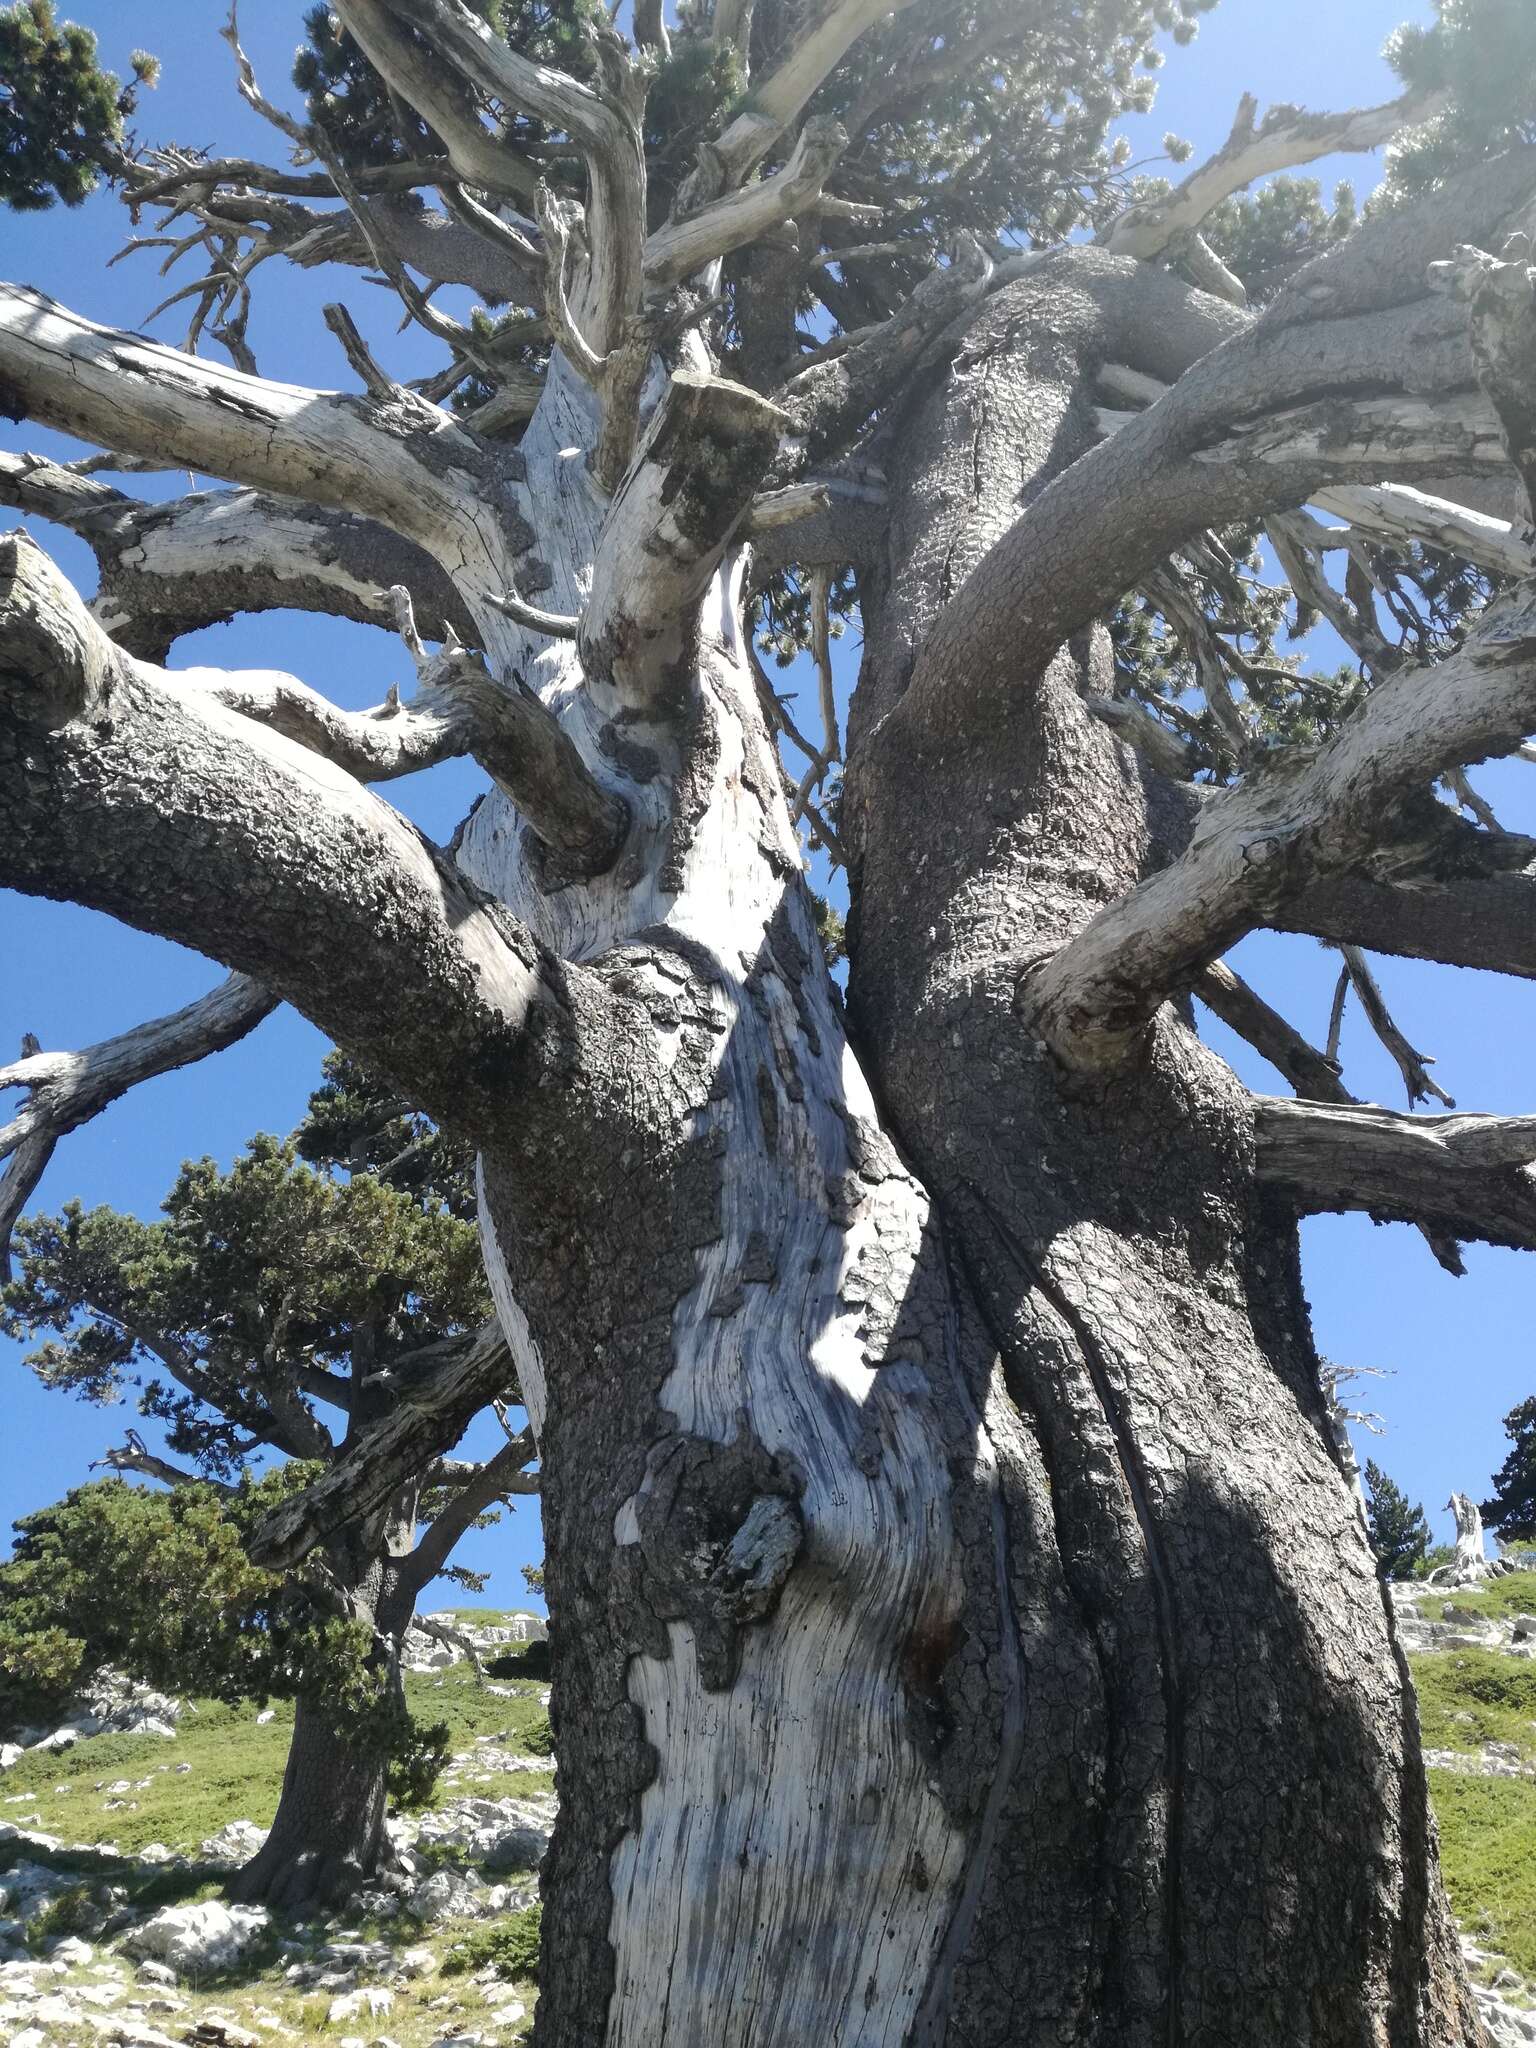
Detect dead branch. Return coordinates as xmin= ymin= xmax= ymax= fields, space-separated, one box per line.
xmin=91 ymin=1429 xmax=237 ymax=1495
xmin=1338 ymin=945 xmax=1455 ymax=1109
xmin=1254 ymin=1096 xmax=1536 ymax=1259
xmin=1102 ymin=88 xmax=1444 ymax=268
xmin=645 ymin=118 xmax=847 ymax=286
xmin=0 ymin=974 xmax=275 ymax=1276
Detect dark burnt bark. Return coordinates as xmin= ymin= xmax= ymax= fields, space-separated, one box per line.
xmin=841 ymin=250 xmax=1480 ymax=2045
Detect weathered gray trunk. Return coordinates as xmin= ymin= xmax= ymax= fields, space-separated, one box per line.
xmin=842 ymin=258 xmax=1476 ymax=2045
xmin=454 ymin=273 xmax=1479 ymax=2046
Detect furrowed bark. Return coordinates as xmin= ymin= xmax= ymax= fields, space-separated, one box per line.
xmin=844 ymin=243 xmax=1478 ymax=2044
xmin=232 ymin=1536 xmax=422 ymax=1912
xmin=0 ymin=532 xmax=590 ymax=1140
xmin=6 ymin=37 xmax=1524 ymax=2043
xmin=1278 ymin=865 xmax=1536 ymax=980
xmin=421 ymin=366 xmax=1034 ymax=2048
xmin=903 ymin=151 xmax=1536 ymax=733
xmin=230 ymin=1693 xmax=395 ymax=1911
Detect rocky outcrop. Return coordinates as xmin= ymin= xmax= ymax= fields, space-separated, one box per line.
xmin=124 ymin=1902 xmax=271 ymax=1975
xmin=1389 ymin=1582 xmax=1536 ymax=1659
xmin=401 ymin=1609 xmax=547 ymax=1674
xmin=6 ymin=1670 xmax=184 ymax=1754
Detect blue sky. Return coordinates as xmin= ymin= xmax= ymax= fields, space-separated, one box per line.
xmin=3 ymin=0 xmax=1530 ymax=1606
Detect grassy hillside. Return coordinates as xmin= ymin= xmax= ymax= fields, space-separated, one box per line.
xmin=5 ymin=1600 xmax=1536 ymax=2041
xmin=1 ymin=1662 xmax=553 ymax=1858
xmin=1 ymin=1651 xmax=552 ymax=2046
xmin=1409 ymin=1640 xmax=1536 ymax=1980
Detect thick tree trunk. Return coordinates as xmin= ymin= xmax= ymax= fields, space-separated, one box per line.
xmin=450 ymin=278 xmax=1481 ymax=2045
xmin=230 ymin=1545 xmax=413 ymax=1915
xmin=840 ymin=256 xmax=1480 ymax=2045
xmin=230 ymin=1690 xmax=394 ymax=1914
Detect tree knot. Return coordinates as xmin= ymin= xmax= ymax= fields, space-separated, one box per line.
xmin=629 ymin=1424 xmax=805 ymax=1688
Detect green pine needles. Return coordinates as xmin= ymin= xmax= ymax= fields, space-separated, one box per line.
xmin=0 ymin=0 xmax=155 ymax=210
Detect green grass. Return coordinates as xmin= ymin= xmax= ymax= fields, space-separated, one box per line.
xmin=0 ymin=1629 xmax=549 ymax=2045
xmin=1418 ymin=1576 xmax=1536 ymax=1626
xmin=0 ymin=1661 xmax=551 ymax=1857
xmin=1430 ymin=1771 xmax=1536 ymax=1979
xmin=1410 ymin=1650 xmax=1536 ymax=1760
xmin=1408 ymin=1644 xmax=1536 ymax=1983
xmin=442 ymin=1902 xmax=542 ymax=1981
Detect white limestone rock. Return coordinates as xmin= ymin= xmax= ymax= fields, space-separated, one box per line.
xmin=199 ymin=1819 xmax=270 ymax=1866
xmin=125 ymin=1900 xmax=270 ymax=1974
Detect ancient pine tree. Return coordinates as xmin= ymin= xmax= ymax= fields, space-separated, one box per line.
xmin=1 ymin=1054 xmax=537 ymax=1908
xmin=3 ymin=0 xmax=1536 ymax=2040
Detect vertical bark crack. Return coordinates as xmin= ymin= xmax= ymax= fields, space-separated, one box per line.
xmin=960 ymin=1182 xmax=1186 ymax=2048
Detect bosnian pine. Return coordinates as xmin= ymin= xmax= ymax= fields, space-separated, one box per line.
xmin=1 ymin=1055 xmax=537 ymax=1908
xmin=3 ymin=0 xmax=1536 ymax=2038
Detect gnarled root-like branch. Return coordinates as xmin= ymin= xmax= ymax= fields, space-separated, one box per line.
xmin=1022 ymin=579 xmax=1536 ymax=1069
xmin=0 ymin=973 xmax=275 ymax=1274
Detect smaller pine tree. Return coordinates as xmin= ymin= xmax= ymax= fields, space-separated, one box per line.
xmin=1482 ymin=1398 xmax=1536 ymax=1546
xmin=0 ymin=1 xmax=156 ymax=211
xmin=1364 ymin=1460 xmax=1432 ymax=1582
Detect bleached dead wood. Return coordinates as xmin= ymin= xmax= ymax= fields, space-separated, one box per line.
xmin=1311 ymin=482 xmax=1536 ymax=580
xmin=644 ymin=119 xmax=847 ymax=286
xmin=698 ymin=0 xmax=924 ymax=188
xmin=1102 ymin=89 xmax=1443 ymax=266
xmin=0 ymin=285 xmax=524 ymax=607
xmin=0 ymin=453 xmax=476 ymax=654
xmin=581 ymin=373 xmax=788 ymax=704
